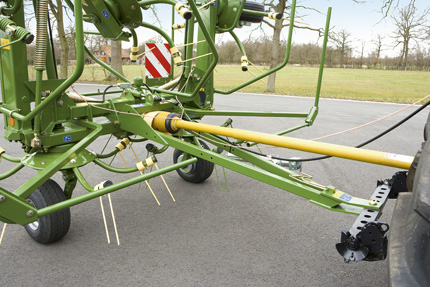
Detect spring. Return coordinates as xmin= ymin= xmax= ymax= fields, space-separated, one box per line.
xmin=0 ymin=17 xmax=14 ymax=31
xmin=0 ymin=17 xmax=33 ymax=44
xmin=34 ymin=0 xmax=48 ymax=70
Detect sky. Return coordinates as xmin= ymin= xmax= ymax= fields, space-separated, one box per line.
xmin=125 ymin=0 xmax=429 ymax=59
xmin=26 ymin=0 xmax=428 ymax=59
xmin=290 ymin=0 xmax=429 ymax=57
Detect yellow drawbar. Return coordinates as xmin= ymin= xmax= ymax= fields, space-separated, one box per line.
xmin=145 ymin=112 xmax=414 ymax=170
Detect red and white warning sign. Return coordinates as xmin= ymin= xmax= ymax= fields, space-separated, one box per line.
xmin=145 ymin=43 xmax=171 ymax=79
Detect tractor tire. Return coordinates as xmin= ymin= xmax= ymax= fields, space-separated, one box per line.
xmin=25 ymin=179 xmax=71 ymax=244
xmin=388 ymin=138 xmax=430 ymax=286
xmin=173 ymin=140 xmax=214 ymax=183
xmin=239 ymin=1 xmax=265 ymax=23
xmin=424 ymin=111 xmax=430 ymax=141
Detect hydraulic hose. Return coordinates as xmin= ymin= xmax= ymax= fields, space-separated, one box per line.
xmin=0 ymin=0 xmax=22 ymax=15
xmin=129 ymin=29 xmax=138 ymax=63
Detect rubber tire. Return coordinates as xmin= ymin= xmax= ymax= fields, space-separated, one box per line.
xmin=388 ymin=139 xmax=430 ymax=286
xmin=173 ymin=140 xmax=215 ymax=183
xmin=424 ymin=111 xmax=430 ymax=141
xmin=24 ymin=179 xmax=71 ymax=244
xmin=239 ymin=1 xmax=265 ymax=23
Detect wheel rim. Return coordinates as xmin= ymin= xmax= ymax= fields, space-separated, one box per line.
xmin=178 ymin=154 xmax=196 ymax=174
xmin=26 ymin=199 xmax=39 ymax=231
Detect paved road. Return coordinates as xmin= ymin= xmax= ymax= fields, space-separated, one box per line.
xmin=0 ymin=85 xmax=428 ymax=286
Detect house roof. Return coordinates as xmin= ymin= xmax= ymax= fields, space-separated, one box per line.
xmin=100 ymin=44 xmax=129 ymax=58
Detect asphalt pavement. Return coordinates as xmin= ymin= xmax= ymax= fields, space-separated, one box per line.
xmin=0 ymin=84 xmax=428 ymax=286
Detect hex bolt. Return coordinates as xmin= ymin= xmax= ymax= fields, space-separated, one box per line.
xmin=70 ymin=159 xmax=76 ymax=164
xmin=0 ymin=195 xmax=5 ymax=202
xmin=57 ymin=100 xmax=64 ymax=107
xmin=41 ymin=161 xmax=46 ymax=166
xmin=27 ymin=210 xmax=34 ymax=217
xmin=131 ymin=5 xmax=136 ymax=10
xmin=369 ymin=199 xmax=378 ymax=206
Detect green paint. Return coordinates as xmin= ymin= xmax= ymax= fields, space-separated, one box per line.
xmin=0 ymin=0 xmax=378 ymax=231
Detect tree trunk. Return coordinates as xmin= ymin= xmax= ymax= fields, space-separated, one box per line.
xmin=399 ymin=44 xmax=406 ymax=68
xmin=340 ymin=43 xmax=345 ymax=66
xmin=265 ymin=0 xmax=286 ymax=93
xmin=108 ymin=40 xmax=124 ymax=80
xmin=404 ymin=40 xmax=409 ymax=68
xmin=49 ymin=0 xmax=69 ymax=78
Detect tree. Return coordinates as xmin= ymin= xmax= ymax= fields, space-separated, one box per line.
xmin=330 ymin=29 xmax=352 ymax=66
xmin=391 ymin=2 xmax=429 ymax=68
xmin=371 ymin=34 xmax=384 ymax=67
xmin=261 ymin=0 xmax=322 ymax=92
xmin=359 ymin=40 xmax=366 ymax=67
xmin=108 ymin=40 xmax=124 ymax=80
xmin=48 ymin=0 xmax=69 ymax=78
xmin=378 ymin=0 xmax=422 ymax=17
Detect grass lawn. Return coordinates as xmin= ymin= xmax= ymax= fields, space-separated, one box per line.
xmin=31 ymin=64 xmax=430 ymax=104
xmin=213 ymin=65 xmax=430 ymax=104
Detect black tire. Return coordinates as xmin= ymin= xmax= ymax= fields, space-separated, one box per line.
xmin=25 ymin=179 xmax=71 ymax=244
xmin=424 ymin=111 xmax=430 ymax=141
xmin=239 ymin=1 xmax=265 ymax=23
xmin=173 ymin=140 xmax=214 ymax=183
xmin=388 ymin=139 xmax=430 ymax=286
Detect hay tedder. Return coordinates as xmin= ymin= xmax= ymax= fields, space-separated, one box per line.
xmin=0 ymin=0 xmax=429 ymax=284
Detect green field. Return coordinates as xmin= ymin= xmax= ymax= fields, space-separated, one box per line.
xmin=33 ymin=64 xmax=429 ymax=104
xmin=212 ymin=65 xmax=430 ymax=103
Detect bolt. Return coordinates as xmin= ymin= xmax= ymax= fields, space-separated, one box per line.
xmin=70 ymin=159 xmax=76 ymax=164
xmin=369 ymin=199 xmax=378 ymax=206
xmin=32 ymin=138 xmax=42 ymax=148
xmin=114 ymin=120 xmax=120 ymax=127
xmin=347 ymin=238 xmax=358 ymax=250
xmin=233 ymin=7 xmax=237 ymax=12
xmin=57 ymin=100 xmax=64 ymax=107
xmin=27 ymin=210 xmax=34 ymax=217
xmin=131 ymin=5 xmax=136 ymax=10
xmin=0 ymin=195 xmax=5 ymax=202
xmin=62 ymin=175 xmax=69 ymax=181
xmin=41 ymin=161 xmax=46 ymax=166
xmin=5 ymin=28 xmax=14 ymax=37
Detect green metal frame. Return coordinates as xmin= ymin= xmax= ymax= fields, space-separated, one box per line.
xmin=0 ymin=0 xmax=385 ymax=237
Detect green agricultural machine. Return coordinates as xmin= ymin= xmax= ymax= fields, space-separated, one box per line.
xmin=0 ymin=0 xmax=428 ymax=285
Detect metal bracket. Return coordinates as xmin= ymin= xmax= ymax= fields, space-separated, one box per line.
xmin=336 ymin=178 xmax=392 ymax=262
xmin=387 ymin=171 xmax=408 ymax=199
xmin=0 ymin=187 xmax=38 ymax=225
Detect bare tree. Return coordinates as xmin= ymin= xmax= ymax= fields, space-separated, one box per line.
xmin=48 ymin=0 xmax=69 ymax=78
xmin=260 ymin=0 xmax=322 ymax=92
xmin=372 ymin=34 xmax=384 ymax=67
xmin=391 ymin=2 xmax=429 ymax=68
xmin=359 ymin=40 xmax=366 ymax=67
xmin=330 ymin=29 xmax=352 ymax=66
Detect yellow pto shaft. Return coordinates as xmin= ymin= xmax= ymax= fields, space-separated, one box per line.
xmin=144 ymin=112 xmax=414 ymax=170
